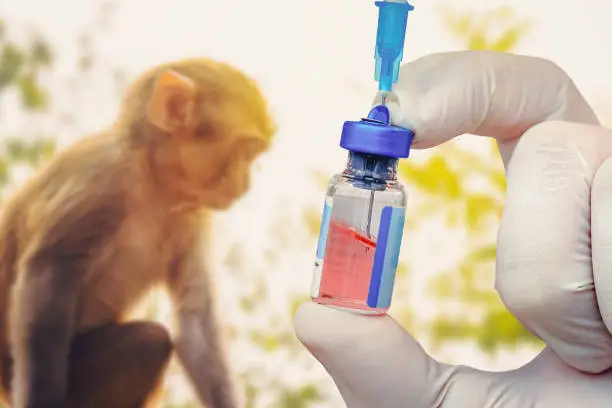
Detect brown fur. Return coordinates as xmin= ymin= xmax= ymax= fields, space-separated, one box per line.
xmin=0 ymin=58 xmax=275 ymax=408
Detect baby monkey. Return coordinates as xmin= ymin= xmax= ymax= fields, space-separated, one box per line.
xmin=0 ymin=58 xmax=276 ymax=408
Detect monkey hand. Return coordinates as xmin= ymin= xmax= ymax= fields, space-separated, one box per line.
xmin=294 ymin=51 xmax=612 ymax=407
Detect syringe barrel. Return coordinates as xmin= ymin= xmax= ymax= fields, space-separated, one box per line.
xmin=374 ymin=0 xmax=414 ymax=92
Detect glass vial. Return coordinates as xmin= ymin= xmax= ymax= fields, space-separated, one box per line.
xmin=310 ymin=105 xmax=414 ymax=315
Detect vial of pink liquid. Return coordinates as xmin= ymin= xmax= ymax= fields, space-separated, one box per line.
xmin=310 ymin=105 xmax=413 ymax=315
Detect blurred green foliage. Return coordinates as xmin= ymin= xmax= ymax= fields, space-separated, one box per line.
xmin=440 ymin=6 xmax=531 ymax=51
xmin=0 ymin=18 xmax=57 ymax=195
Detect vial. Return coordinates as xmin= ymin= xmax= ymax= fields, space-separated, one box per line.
xmin=310 ymin=104 xmax=414 ymax=315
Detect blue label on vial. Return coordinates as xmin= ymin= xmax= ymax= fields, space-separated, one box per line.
xmin=367 ymin=206 xmax=405 ymax=309
xmin=315 ymin=202 xmax=333 ymax=259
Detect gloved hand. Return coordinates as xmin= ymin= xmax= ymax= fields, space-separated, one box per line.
xmin=294 ymin=51 xmax=612 ymax=408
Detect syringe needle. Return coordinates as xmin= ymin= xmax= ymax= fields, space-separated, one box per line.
xmin=366 ymin=187 xmax=375 ymax=238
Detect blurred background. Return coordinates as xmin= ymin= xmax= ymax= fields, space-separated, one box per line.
xmin=0 ymin=0 xmax=611 ymax=407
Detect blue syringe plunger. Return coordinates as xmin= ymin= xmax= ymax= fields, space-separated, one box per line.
xmin=374 ymin=0 xmax=414 ymax=93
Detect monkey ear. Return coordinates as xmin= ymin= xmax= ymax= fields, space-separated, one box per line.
xmin=146 ymin=70 xmax=197 ymax=134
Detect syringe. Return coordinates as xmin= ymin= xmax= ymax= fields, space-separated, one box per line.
xmin=374 ymin=0 xmax=414 ymax=105
xmin=363 ymin=0 xmax=413 ymax=237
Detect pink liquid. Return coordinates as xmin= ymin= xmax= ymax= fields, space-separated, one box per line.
xmin=314 ymin=220 xmax=383 ymax=313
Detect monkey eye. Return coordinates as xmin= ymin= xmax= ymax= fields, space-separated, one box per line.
xmin=194 ymin=122 xmax=216 ymax=138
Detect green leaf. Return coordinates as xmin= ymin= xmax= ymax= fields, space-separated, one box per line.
xmin=490 ymin=28 xmax=521 ymax=52
xmin=4 ymin=138 xmax=56 ymax=165
xmin=249 ymin=330 xmax=281 ymax=353
xmin=464 ymin=193 xmax=500 ymax=232
xmin=396 ymin=262 xmax=409 ymax=278
xmin=429 ymin=317 xmax=478 ymax=346
xmin=28 ymin=138 xmax=56 ymax=165
xmin=4 ymin=139 xmax=27 ymax=161
xmin=302 ymin=206 xmax=322 ymax=238
xmin=446 ymin=208 xmax=460 ymax=226
xmin=239 ymin=295 xmax=257 ymax=313
xmin=290 ymin=294 xmax=310 ymax=318
xmin=30 ymin=38 xmax=53 ymax=67
xmin=449 ymin=15 xmax=473 ymax=36
xmin=393 ymin=306 xmax=414 ymax=330
xmin=0 ymin=43 xmax=25 ymax=88
xmin=467 ymin=33 xmax=489 ymax=50
xmin=17 ymin=75 xmax=49 ymax=110
xmin=296 ymin=384 xmax=319 ymax=400
xmin=490 ymin=170 xmax=507 ymax=192
xmin=443 ymin=6 xmax=530 ymax=54
xmin=470 ymin=244 xmax=497 ymax=262
xmin=244 ymin=381 xmax=259 ymax=408
xmin=478 ymin=309 xmax=541 ymax=351
xmin=0 ymin=158 xmax=9 ymax=187
xmin=399 ymin=155 xmax=462 ymax=198
xmin=429 ymin=273 xmax=455 ymax=298
xmin=273 ymin=384 xmax=322 ymax=408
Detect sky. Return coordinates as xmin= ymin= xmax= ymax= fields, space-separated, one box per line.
xmin=1 ymin=0 xmax=611 ymax=405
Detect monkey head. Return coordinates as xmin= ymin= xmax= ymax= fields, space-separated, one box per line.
xmin=125 ymin=59 xmax=277 ymax=210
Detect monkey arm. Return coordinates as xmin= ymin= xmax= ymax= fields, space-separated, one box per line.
xmin=11 ymin=258 xmax=81 ymax=408
xmin=169 ymin=253 xmax=238 ymax=408
xmin=10 ymin=183 xmax=126 ymax=408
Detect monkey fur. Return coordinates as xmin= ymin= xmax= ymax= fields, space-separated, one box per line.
xmin=0 ymin=58 xmax=276 ymax=408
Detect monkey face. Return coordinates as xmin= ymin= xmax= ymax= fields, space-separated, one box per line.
xmin=144 ymin=64 xmax=275 ymax=210
xmin=176 ymin=131 xmax=268 ymax=210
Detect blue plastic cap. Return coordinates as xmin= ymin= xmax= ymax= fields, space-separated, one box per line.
xmin=339 ymin=105 xmax=414 ymax=158
xmin=374 ymin=0 xmax=414 ymax=93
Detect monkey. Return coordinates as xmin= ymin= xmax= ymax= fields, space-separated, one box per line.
xmin=0 ymin=58 xmax=276 ymax=408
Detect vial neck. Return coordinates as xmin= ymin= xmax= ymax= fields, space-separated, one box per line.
xmin=343 ymin=151 xmax=398 ymax=183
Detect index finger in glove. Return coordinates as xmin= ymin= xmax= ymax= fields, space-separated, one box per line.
xmin=375 ymin=50 xmax=599 ymax=158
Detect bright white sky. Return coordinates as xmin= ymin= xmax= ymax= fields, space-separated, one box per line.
xmin=1 ymin=0 xmax=611 ymax=405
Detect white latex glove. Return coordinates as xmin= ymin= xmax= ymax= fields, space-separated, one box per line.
xmin=294 ymin=51 xmax=612 ymax=407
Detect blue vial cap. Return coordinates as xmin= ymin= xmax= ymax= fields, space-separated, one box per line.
xmin=339 ymin=105 xmax=414 ymax=158
xmin=374 ymin=0 xmax=414 ymax=93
